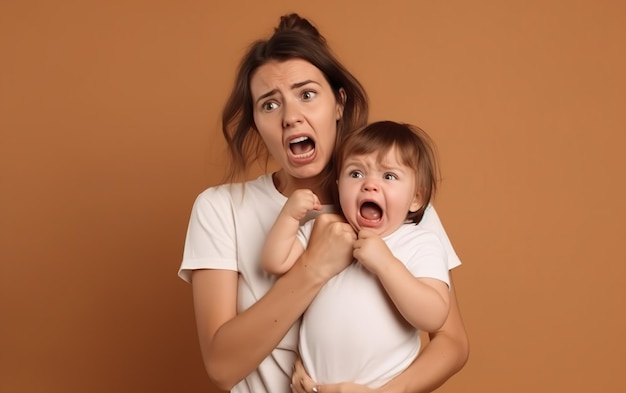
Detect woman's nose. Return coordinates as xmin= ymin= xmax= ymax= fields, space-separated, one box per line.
xmin=281 ymin=101 xmax=303 ymax=128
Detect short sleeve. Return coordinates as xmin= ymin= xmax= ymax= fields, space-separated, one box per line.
xmin=296 ymin=220 xmax=315 ymax=250
xmin=419 ymin=205 xmax=462 ymax=270
xmin=404 ymin=230 xmax=450 ymax=287
xmin=178 ymin=187 xmax=238 ymax=283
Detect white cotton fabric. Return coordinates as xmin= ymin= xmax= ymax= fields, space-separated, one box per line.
xmin=179 ymin=173 xmax=461 ymax=393
xmin=298 ymin=223 xmax=451 ymax=387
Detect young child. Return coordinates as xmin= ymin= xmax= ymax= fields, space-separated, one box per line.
xmin=261 ymin=120 xmax=451 ymax=387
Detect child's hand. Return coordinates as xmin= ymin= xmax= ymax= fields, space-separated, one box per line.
xmin=353 ymin=229 xmax=394 ymax=275
xmin=284 ymin=189 xmax=322 ymax=221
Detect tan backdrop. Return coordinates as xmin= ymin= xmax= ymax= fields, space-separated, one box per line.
xmin=2 ymin=1 xmax=625 ymax=392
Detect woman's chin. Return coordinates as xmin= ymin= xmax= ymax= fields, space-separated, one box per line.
xmin=287 ymin=163 xmax=325 ymax=180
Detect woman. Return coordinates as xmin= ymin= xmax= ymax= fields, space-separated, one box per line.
xmin=179 ymin=13 xmax=468 ymax=393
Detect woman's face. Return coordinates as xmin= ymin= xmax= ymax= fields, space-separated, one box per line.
xmin=250 ymin=59 xmax=344 ymax=183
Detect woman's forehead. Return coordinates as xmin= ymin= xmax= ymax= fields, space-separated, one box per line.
xmin=250 ymin=59 xmax=327 ymax=94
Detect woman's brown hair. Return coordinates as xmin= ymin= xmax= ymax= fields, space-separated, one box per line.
xmin=221 ymin=13 xmax=369 ymax=189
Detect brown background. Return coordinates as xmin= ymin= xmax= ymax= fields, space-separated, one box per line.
xmin=1 ymin=1 xmax=625 ymax=392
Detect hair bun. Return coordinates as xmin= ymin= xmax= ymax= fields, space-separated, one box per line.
xmin=275 ymin=13 xmax=326 ymax=44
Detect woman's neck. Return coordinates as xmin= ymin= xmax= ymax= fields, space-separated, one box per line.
xmin=272 ymin=170 xmax=332 ymax=204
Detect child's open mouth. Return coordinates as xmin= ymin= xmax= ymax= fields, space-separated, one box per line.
xmin=359 ymin=201 xmax=382 ymax=223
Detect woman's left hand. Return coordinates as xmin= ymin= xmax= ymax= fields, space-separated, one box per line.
xmin=312 ymin=383 xmax=376 ymax=393
xmin=291 ymin=356 xmax=314 ymax=393
xmin=291 ymin=357 xmax=376 ymax=393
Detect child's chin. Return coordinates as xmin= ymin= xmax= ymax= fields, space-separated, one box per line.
xmin=356 ymin=219 xmax=385 ymax=233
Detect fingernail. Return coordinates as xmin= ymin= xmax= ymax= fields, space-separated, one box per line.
xmin=312 ymin=387 xmax=319 ymax=393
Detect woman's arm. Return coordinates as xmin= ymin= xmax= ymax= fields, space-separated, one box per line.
xmin=290 ymin=273 xmax=468 ymax=393
xmin=193 ymin=214 xmax=356 ymax=391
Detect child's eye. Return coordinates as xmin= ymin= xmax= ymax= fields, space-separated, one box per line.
xmin=349 ymin=170 xmax=363 ymax=178
xmin=302 ymin=90 xmax=317 ymax=101
xmin=384 ymin=173 xmax=397 ymax=180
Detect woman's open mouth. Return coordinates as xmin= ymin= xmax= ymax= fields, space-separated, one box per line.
xmin=289 ymin=136 xmax=316 ymax=158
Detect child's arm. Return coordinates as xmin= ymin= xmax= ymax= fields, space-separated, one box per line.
xmin=261 ymin=189 xmax=321 ymax=275
xmin=354 ymin=229 xmax=450 ymax=332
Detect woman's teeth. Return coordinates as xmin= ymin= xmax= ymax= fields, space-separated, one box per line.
xmin=289 ymin=137 xmax=315 ymax=157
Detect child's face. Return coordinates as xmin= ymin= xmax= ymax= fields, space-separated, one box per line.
xmin=337 ymin=146 xmax=421 ymax=237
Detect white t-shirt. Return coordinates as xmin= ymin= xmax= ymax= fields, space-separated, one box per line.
xmin=298 ymin=223 xmax=451 ymax=388
xmin=179 ymin=174 xmax=461 ymax=393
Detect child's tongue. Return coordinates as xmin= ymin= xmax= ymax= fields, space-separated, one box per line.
xmin=360 ymin=202 xmax=382 ymax=220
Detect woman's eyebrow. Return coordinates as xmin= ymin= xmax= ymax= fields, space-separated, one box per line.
xmin=256 ymin=89 xmax=278 ymax=104
xmin=292 ymin=80 xmax=319 ymax=89
xmin=255 ymin=80 xmax=322 ymax=105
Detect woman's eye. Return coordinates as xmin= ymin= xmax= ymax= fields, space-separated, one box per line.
xmin=262 ymin=101 xmax=278 ymax=111
xmin=301 ymin=90 xmax=316 ymax=101
xmin=384 ymin=173 xmax=397 ymax=180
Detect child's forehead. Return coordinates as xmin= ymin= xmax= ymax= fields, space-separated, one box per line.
xmin=344 ymin=146 xmax=409 ymax=168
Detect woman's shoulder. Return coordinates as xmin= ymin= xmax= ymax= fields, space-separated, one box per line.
xmin=194 ymin=173 xmax=281 ymax=207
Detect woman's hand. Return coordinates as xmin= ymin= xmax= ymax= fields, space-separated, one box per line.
xmin=301 ymin=213 xmax=356 ymax=282
xmin=290 ymin=357 xmax=315 ymax=393
xmin=291 ymin=357 xmax=375 ymax=393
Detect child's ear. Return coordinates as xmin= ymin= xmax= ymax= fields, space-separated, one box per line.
xmin=409 ymin=193 xmax=422 ymax=213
